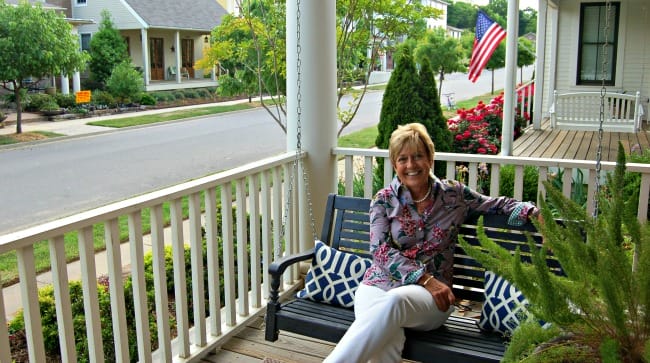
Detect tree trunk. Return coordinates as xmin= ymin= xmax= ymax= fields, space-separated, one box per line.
xmin=14 ymin=86 xmax=22 ymax=134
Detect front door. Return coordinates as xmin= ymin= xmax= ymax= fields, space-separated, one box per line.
xmin=181 ymin=39 xmax=194 ymax=78
xmin=149 ymin=38 xmax=164 ymax=80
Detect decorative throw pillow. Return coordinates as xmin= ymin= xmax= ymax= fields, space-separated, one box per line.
xmin=478 ymin=270 xmax=531 ymax=335
xmin=296 ymin=240 xmax=372 ymax=308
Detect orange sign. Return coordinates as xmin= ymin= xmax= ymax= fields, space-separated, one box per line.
xmin=75 ymin=90 xmax=91 ymax=104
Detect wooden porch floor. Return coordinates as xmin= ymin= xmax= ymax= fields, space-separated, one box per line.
xmin=512 ymin=119 xmax=650 ymax=161
xmin=201 ymin=316 xmax=337 ymax=363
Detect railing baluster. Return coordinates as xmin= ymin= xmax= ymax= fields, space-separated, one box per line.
xmin=514 ymin=165 xmax=524 ymax=200
xmin=49 ymin=235 xmax=77 ymax=363
xmin=364 ymin=156 xmax=373 ymax=198
xmin=236 ymin=179 xmax=250 ymax=316
xmin=205 ymin=187 xmax=222 ymax=337
xmin=17 ymin=245 xmax=45 ymax=362
xmin=345 ymin=155 xmax=353 ymax=196
xmin=189 ymin=192 xmax=207 ymax=346
xmin=128 ymin=211 xmax=152 ymax=363
xmin=468 ymin=162 xmax=478 ymax=190
xmin=538 ymin=166 xmax=548 ymax=204
xmin=105 ymin=218 xmax=129 ymax=362
xmin=249 ymin=173 xmax=262 ymax=308
xmin=272 ymin=166 xmax=283 ymax=293
xmin=170 ymin=199 xmax=190 ymax=357
xmin=261 ymin=170 xmax=272 ymax=300
xmin=78 ymin=226 xmax=105 ymax=362
xmin=562 ymin=167 xmax=573 ymax=198
xmin=150 ymin=204 xmax=172 ymax=361
xmin=221 ymin=184 xmax=236 ymax=326
xmin=490 ymin=164 xmax=501 ymax=197
xmin=282 ymin=163 xmax=294 ymax=284
xmin=0 ymin=283 xmax=10 ymax=363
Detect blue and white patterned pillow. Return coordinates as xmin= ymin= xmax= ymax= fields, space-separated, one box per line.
xmin=478 ymin=270 xmax=531 ymax=335
xmin=296 ymin=240 xmax=372 ymax=308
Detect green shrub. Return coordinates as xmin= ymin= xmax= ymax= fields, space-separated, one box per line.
xmin=24 ymin=93 xmax=54 ymax=112
xmin=39 ymin=100 xmax=61 ymax=112
xmin=172 ymin=91 xmax=185 ymax=100
xmin=91 ymin=90 xmax=117 ymax=108
xmin=139 ymin=93 xmax=156 ymax=106
xmin=105 ymin=62 xmax=145 ymax=105
xmin=182 ymin=89 xmax=198 ymax=99
xmin=54 ymin=93 xmax=77 ymax=108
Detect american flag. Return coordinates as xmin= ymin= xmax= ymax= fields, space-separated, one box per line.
xmin=468 ymin=11 xmax=507 ymax=83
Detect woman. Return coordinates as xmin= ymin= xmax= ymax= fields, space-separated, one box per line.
xmin=324 ymin=123 xmax=538 ymax=363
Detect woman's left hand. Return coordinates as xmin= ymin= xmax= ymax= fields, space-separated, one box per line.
xmin=420 ymin=275 xmax=455 ymax=312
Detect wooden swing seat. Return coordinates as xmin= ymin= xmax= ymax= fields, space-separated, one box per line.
xmin=264 ymin=194 xmax=561 ymax=362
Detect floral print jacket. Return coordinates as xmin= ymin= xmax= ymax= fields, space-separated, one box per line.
xmin=362 ymin=175 xmax=538 ymax=291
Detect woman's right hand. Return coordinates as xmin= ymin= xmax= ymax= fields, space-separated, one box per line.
xmin=420 ymin=274 xmax=455 ymax=312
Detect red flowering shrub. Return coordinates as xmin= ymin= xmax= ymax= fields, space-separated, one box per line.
xmin=447 ymin=93 xmax=529 ymax=154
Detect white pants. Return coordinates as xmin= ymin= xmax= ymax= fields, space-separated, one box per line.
xmin=323 ymin=283 xmax=453 ymax=363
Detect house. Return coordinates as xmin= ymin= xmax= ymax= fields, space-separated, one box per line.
xmin=70 ymin=0 xmax=228 ymax=91
xmin=532 ymin=0 xmax=650 ymax=129
xmin=4 ymin=0 xmax=94 ymax=95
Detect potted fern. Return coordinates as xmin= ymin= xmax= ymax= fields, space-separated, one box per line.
xmin=459 ymin=143 xmax=649 ymax=362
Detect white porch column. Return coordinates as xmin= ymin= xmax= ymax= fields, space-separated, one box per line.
xmin=72 ymin=71 xmax=81 ymax=93
xmin=141 ymin=29 xmax=150 ymax=86
xmin=287 ymin=0 xmax=337 ymax=251
xmin=60 ymin=74 xmax=70 ymax=95
xmin=532 ymin=0 xmax=548 ymax=129
xmin=501 ymin=0 xmax=519 ymax=156
xmin=175 ymin=31 xmax=182 ymax=83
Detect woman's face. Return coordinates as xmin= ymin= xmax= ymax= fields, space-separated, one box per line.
xmin=393 ymin=142 xmax=432 ymax=191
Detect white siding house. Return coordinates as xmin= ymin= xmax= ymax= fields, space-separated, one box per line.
xmin=533 ymin=0 xmax=650 ymax=128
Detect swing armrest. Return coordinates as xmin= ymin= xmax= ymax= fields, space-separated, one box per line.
xmin=268 ymin=248 xmax=316 ymax=278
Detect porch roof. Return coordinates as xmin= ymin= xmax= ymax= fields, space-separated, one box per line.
xmin=124 ymin=0 xmax=227 ymax=31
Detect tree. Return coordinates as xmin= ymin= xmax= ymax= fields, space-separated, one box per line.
xmin=375 ymin=44 xmax=424 ymax=151
xmin=197 ymin=0 xmax=287 ymax=132
xmin=335 ymin=0 xmax=438 ymax=137
xmin=89 ymin=10 xmax=129 ymax=88
xmin=418 ymin=57 xmax=451 ymax=177
xmin=517 ymin=37 xmax=535 ymax=83
xmin=0 ymin=2 xmax=89 ymax=134
xmin=447 ymin=1 xmax=479 ymax=29
xmin=415 ymin=28 xmax=465 ymax=97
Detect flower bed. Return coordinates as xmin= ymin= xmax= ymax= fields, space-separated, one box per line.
xmin=447 ymin=93 xmax=529 ymax=155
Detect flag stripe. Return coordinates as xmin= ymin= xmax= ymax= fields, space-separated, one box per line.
xmin=468 ymin=11 xmax=506 ymax=83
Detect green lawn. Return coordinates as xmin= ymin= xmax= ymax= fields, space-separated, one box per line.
xmin=87 ymin=103 xmax=254 ymax=128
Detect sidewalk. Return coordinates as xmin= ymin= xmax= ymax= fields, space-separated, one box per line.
xmin=0 ymin=98 xmax=253 ymax=137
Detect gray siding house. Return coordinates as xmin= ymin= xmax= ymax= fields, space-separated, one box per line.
xmin=71 ymin=0 xmax=228 ymax=91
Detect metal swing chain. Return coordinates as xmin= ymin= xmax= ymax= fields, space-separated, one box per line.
xmin=594 ymin=0 xmax=612 ymax=218
xmin=278 ymin=0 xmax=317 ymax=258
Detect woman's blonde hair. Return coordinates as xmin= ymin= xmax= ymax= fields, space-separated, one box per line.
xmin=388 ymin=123 xmax=435 ymax=166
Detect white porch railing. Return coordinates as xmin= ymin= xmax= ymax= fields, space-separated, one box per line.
xmin=0 ymin=152 xmax=305 ymax=363
xmin=334 ymin=147 xmax=650 ymax=222
xmin=2 ymin=148 xmax=650 ymax=362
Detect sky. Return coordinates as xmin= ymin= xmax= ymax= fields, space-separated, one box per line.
xmin=462 ymin=0 xmax=539 ymax=10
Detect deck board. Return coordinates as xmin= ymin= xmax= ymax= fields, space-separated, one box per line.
xmin=204 ymin=316 xmax=421 ymax=363
xmin=513 ymin=119 xmax=650 ymax=161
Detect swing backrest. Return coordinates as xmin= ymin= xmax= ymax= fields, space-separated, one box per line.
xmin=318 ymin=193 xmax=561 ymax=302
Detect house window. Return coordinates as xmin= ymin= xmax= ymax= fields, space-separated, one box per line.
xmin=76 ymin=0 xmax=87 ymax=5
xmin=80 ymin=33 xmax=91 ymax=52
xmin=577 ymin=2 xmax=620 ymax=85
